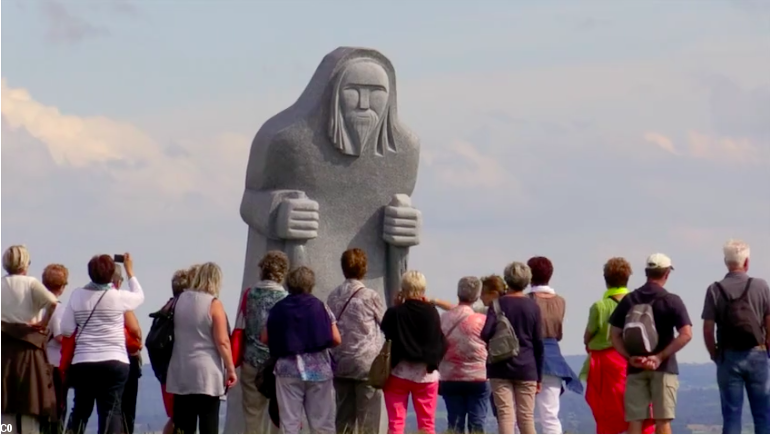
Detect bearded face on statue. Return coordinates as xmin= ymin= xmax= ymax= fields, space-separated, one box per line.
xmin=328 ymin=59 xmax=397 ymax=157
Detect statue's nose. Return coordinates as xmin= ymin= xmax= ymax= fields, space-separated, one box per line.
xmin=358 ymin=89 xmax=370 ymax=110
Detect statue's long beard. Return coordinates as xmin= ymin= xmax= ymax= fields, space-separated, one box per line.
xmin=344 ymin=111 xmax=379 ymax=153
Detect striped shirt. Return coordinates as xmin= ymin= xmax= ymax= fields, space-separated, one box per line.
xmin=61 ymin=277 xmax=144 ymax=365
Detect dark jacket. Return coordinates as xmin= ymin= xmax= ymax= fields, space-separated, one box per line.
xmin=267 ymin=293 xmax=333 ymax=359
xmin=1 ymin=322 xmax=57 ymax=418
xmin=381 ymin=299 xmax=447 ymax=372
xmin=481 ymin=295 xmax=544 ymax=382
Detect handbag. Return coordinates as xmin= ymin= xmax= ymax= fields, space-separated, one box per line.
xmin=230 ymin=289 xmax=251 ymax=368
xmin=59 ymin=289 xmax=109 ymax=378
xmin=146 ymin=297 xmax=178 ymax=384
xmin=255 ymin=357 xmax=279 ymax=427
xmin=368 ymin=339 xmax=392 ymax=389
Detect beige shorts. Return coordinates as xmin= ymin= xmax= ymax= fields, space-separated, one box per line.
xmin=625 ymin=371 xmax=679 ymax=421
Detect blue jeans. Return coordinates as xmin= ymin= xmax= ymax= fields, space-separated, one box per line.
xmin=717 ymin=348 xmax=770 ymax=434
xmin=440 ymin=381 xmax=489 ymax=433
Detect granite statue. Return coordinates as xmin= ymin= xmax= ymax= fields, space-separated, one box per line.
xmin=224 ymin=47 xmax=421 ymax=433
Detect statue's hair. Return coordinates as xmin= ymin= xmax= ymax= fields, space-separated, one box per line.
xmin=328 ymin=57 xmax=397 ymax=157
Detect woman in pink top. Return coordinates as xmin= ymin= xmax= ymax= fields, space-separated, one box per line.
xmin=439 ymin=277 xmax=489 ymax=434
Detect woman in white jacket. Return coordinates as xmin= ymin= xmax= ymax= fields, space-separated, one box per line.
xmin=61 ymin=253 xmax=144 ymax=434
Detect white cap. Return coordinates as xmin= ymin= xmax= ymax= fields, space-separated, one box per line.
xmin=646 ymin=253 xmax=674 ymax=270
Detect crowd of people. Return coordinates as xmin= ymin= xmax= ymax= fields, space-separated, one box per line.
xmin=0 ymin=239 xmax=768 ymax=435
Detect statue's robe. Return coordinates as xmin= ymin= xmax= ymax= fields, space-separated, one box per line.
xmin=225 ymin=46 xmax=420 ymax=434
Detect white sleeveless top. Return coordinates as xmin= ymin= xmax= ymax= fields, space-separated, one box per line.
xmin=165 ymin=291 xmax=225 ymax=396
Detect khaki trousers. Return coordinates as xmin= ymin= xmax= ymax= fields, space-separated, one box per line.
xmin=490 ymin=379 xmax=537 ymax=434
xmin=241 ymin=363 xmax=280 ymax=434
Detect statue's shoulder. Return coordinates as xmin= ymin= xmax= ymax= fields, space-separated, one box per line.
xmin=250 ymin=119 xmax=310 ymax=156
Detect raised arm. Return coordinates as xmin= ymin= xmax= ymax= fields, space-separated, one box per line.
xmin=429 ymin=298 xmax=455 ymax=311
xmin=119 ymin=253 xmax=145 ymax=311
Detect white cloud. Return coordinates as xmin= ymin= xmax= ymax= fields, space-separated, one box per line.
xmin=644 ymin=132 xmax=680 ymax=155
xmin=642 ymin=129 xmax=767 ymax=164
xmin=687 ymin=131 xmax=764 ymax=164
xmin=2 ymin=78 xmax=160 ymax=167
xmin=1 ymin=78 xmax=251 ymax=217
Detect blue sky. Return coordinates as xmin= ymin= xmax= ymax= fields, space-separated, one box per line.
xmin=2 ymin=0 xmax=769 ymax=363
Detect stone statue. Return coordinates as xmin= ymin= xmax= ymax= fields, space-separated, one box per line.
xmin=224 ymin=47 xmax=421 ymax=434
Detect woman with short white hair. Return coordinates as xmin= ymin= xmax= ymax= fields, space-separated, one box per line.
xmin=1 ymin=245 xmax=58 ymax=325
xmin=1 ymin=245 xmax=59 ymax=433
xmin=165 ymin=262 xmax=237 ymax=434
xmin=381 ymin=270 xmax=447 ymax=434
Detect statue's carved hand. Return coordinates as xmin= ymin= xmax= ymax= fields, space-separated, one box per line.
xmin=276 ymin=198 xmax=320 ymax=240
xmin=383 ymin=203 xmax=422 ymax=247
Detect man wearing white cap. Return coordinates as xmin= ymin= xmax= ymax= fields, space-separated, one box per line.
xmin=608 ymin=253 xmax=693 ymax=435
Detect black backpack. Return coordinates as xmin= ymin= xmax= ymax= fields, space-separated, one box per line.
xmin=716 ymin=278 xmax=763 ymax=351
xmin=146 ymin=297 xmax=178 ymax=384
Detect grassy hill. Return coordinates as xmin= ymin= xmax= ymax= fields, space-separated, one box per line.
xmin=66 ymin=356 xmax=738 ymax=433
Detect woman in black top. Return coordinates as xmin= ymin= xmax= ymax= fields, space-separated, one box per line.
xmin=381 ymin=271 xmax=447 ymax=434
xmin=481 ymin=261 xmax=543 ymax=435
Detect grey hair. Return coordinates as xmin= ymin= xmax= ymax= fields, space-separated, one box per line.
xmin=171 ymin=269 xmax=189 ymax=297
xmin=504 ymin=262 xmax=532 ymax=292
xmin=286 ymin=266 xmax=316 ymax=295
xmin=724 ymin=239 xmax=750 ymax=267
xmin=112 ymin=266 xmax=124 ymax=287
xmin=457 ymin=276 xmax=482 ymax=303
xmin=3 ymin=245 xmax=30 ymax=275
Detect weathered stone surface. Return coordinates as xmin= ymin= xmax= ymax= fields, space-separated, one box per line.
xmin=225 ymin=46 xmax=421 ymax=434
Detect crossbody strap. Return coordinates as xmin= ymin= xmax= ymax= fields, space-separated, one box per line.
xmin=336 ymin=285 xmax=365 ymax=320
xmin=715 ymin=282 xmax=730 ymax=302
xmin=739 ymin=278 xmax=754 ymax=300
xmin=76 ymin=290 xmax=109 ymax=342
xmin=445 ymin=312 xmax=472 ymax=338
xmin=714 ymin=279 xmax=753 ymax=303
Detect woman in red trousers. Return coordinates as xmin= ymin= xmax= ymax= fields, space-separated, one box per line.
xmin=581 ymin=257 xmax=654 ymax=434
